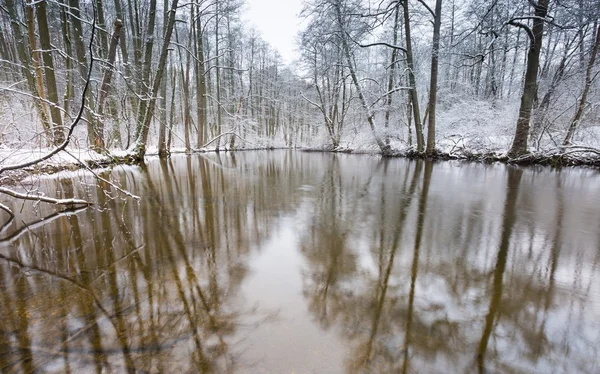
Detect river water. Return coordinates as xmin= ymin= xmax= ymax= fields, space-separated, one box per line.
xmin=0 ymin=151 xmax=599 ymax=373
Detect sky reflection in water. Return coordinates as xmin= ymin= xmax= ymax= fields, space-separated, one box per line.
xmin=0 ymin=151 xmax=599 ymax=373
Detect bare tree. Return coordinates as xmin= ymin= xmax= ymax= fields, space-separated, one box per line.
xmin=563 ymin=23 xmax=600 ymax=145
xmin=425 ymin=0 xmax=443 ymax=154
xmin=507 ymin=0 xmax=550 ymax=157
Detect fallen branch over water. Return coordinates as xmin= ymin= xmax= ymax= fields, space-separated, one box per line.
xmin=0 ymin=186 xmax=92 ymax=206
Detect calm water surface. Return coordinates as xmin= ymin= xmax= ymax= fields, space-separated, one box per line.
xmin=1 ymin=151 xmax=599 ymax=373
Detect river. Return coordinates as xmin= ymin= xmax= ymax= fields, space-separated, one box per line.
xmin=1 ymin=151 xmax=599 ymax=373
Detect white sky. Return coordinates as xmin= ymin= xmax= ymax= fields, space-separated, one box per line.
xmin=243 ymin=0 xmax=305 ymax=65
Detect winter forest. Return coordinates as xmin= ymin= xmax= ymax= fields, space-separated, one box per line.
xmin=1 ymin=1 xmax=600 ymax=373
xmin=0 ymin=0 xmax=598 ymax=163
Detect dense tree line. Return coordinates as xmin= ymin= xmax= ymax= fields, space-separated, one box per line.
xmin=0 ymin=0 xmax=598 ymax=158
xmin=299 ymin=0 xmax=600 ymax=155
xmin=0 ymin=0 xmax=311 ymax=158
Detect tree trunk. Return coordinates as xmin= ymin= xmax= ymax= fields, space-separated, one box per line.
xmin=507 ymin=0 xmax=549 ymax=157
xmin=36 ymin=0 xmax=65 ymax=145
xmin=402 ymin=0 xmax=424 ymax=151
xmin=214 ymin=6 xmax=222 ymax=152
xmin=333 ymin=1 xmax=389 ymax=154
xmin=426 ymin=0 xmax=443 ymax=154
xmin=135 ymin=0 xmax=157 ymax=141
xmin=531 ymin=34 xmax=574 ymax=144
xmin=133 ymin=0 xmax=179 ymax=157
xmin=113 ymin=0 xmax=137 ymax=116
xmin=96 ymin=20 xmax=124 ymax=150
xmin=175 ymin=23 xmax=192 ymax=153
xmin=384 ymin=3 xmax=401 ymax=146
xmin=60 ymin=2 xmax=74 ymax=117
xmin=69 ymin=0 xmax=99 ymax=148
xmin=563 ymin=23 xmax=600 ymax=146
xmin=195 ymin=14 xmax=208 ymax=148
xmin=4 ymin=0 xmax=50 ymax=145
xmin=95 ymin=0 xmax=109 ymax=56
xmin=25 ymin=0 xmax=52 ymax=142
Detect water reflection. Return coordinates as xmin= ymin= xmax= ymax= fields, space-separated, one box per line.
xmin=0 ymin=152 xmax=599 ymax=373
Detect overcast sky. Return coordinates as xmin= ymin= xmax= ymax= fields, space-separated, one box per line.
xmin=243 ymin=0 xmax=305 ymax=64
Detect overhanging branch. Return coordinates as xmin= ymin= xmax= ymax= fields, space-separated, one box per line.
xmin=507 ymin=19 xmax=535 ymax=44
xmin=0 ymin=187 xmax=92 ymax=207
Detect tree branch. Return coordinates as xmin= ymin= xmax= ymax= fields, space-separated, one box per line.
xmin=416 ymin=0 xmax=436 ymax=18
xmin=0 ymin=202 xmax=14 ymax=233
xmin=509 ymin=16 xmax=566 ymax=29
xmin=355 ymin=41 xmax=407 ymax=53
xmin=0 ymin=186 xmax=92 ymax=207
xmin=0 ymin=207 xmax=87 ymax=243
xmin=196 ymin=131 xmax=255 ymax=150
xmin=508 ymin=19 xmax=535 ymax=43
xmin=368 ymin=86 xmax=413 ymax=108
xmin=0 ymin=202 xmax=13 ymax=218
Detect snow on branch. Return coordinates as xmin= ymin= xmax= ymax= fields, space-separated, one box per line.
xmin=507 ymin=19 xmax=535 ymax=43
xmin=197 ymin=132 xmax=256 ymax=150
xmin=0 ymin=202 xmax=13 ymax=219
xmin=416 ymin=0 xmax=436 ymax=18
xmin=355 ymin=41 xmax=408 ymax=53
xmin=0 ymin=187 xmax=92 ymax=207
xmin=509 ymin=16 xmax=567 ymax=30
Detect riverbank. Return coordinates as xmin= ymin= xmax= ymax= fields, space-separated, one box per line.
xmin=2 ymin=144 xmax=599 ymax=187
xmin=0 ymin=146 xmax=291 ymax=186
xmin=302 ymin=145 xmax=600 ymax=169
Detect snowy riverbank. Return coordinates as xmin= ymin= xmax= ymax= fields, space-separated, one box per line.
xmin=2 ymin=142 xmax=599 ymax=187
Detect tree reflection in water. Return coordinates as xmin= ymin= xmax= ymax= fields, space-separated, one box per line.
xmin=298 ymin=157 xmax=600 ymax=373
xmin=0 ymin=154 xmax=290 ymax=373
xmin=0 ymin=152 xmax=599 ymax=373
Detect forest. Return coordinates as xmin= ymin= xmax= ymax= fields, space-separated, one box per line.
xmin=0 ymin=2 xmax=600 ymax=372
xmin=0 ymin=0 xmax=599 ymax=206
xmin=0 ymin=0 xmax=598 ymax=159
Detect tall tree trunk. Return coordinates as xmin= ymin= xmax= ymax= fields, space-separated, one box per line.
xmin=60 ymin=2 xmax=74 ymax=117
xmin=167 ymin=66 xmax=177 ymax=150
xmin=25 ymin=0 xmax=52 ymax=142
xmin=563 ymin=23 xmax=600 ymax=145
xmin=5 ymin=0 xmax=50 ymax=145
xmin=214 ymin=6 xmax=222 ymax=151
xmin=96 ymin=20 xmax=123 ymax=150
xmin=507 ymin=0 xmax=549 ymax=157
xmin=69 ymin=0 xmax=98 ymax=147
xmin=426 ymin=0 xmax=443 ymax=154
xmin=135 ymin=0 xmax=157 ymax=140
xmin=95 ymin=0 xmax=109 ymax=56
xmin=384 ymin=3 xmax=401 ymax=146
xmin=333 ymin=0 xmax=390 ymax=154
xmin=36 ymin=0 xmax=65 ymax=145
xmin=157 ymin=0 xmax=170 ymax=156
xmin=175 ymin=23 xmax=192 ymax=153
xmin=507 ymin=27 xmax=522 ymax=98
xmin=531 ymin=34 xmax=574 ymax=145
xmin=403 ymin=0 xmax=424 ymax=151
xmin=195 ymin=15 xmax=208 ymax=147
xmin=113 ymin=0 xmax=137 ymax=115
xmin=133 ymin=0 xmax=179 ymax=157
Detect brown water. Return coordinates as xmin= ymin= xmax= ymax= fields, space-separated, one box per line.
xmin=0 ymin=151 xmax=599 ymax=373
